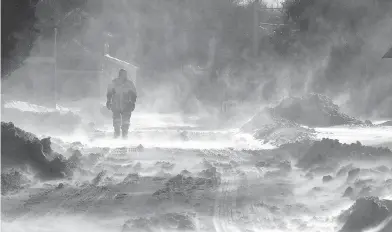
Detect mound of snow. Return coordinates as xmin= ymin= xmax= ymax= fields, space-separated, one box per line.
xmin=338 ymin=197 xmax=392 ymax=232
xmin=297 ymin=138 xmax=392 ymax=171
xmin=241 ymin=110 xmax=316 ymax=146
xmin=243 ymin=94 xmax=362 ymax=134
xmin=255 ymin=123 xmax=315 ymax=146
xmin=271 ymin=93 xmax=362 ymax=127
xmin=1 ymin=122 xmax=76 ymax=179
xmin=241 ymin=93 xmax=361 ymax=145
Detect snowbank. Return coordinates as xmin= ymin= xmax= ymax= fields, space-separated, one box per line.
xmin=241 ymin=93 xmax=363 ymax=145
xmin=296 ymin=138 xmax=392 ymax=171
xmin=254 ymin=123 xmax=315 ymax=146
xmin=1 ymin=122 xmax=75 ymax=180
xmin=243 ymin=93 xmax=362 ymax=133
xmin=241 ymin=111 xmax=316 ymax=146
xmin=271 ymin=93 xmax=362 ymax=127
xmin=339 ymin=197 xmax=392 ymax=232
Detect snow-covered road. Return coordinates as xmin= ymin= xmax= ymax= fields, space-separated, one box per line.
xmin=2 ymin=100 xmax=392 ymax=232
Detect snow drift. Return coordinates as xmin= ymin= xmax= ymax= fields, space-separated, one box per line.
xmin=241 ymin=108 xmax=316 ymax=146
xmin=270 ymin=93 xmax=362 ymax=127
xmin=243 ymin=93 xmax=362 ymax=132
xmin=1 ymin=122 xmax=76 ymax=181
xmin=242 ymin=93 xmax=366 ymax=145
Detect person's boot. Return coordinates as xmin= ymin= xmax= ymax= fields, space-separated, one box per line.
xmin=121 ymin=124 xmax=129 ymax=139
xmin=114 ymin=127 xmax=121 ymax=138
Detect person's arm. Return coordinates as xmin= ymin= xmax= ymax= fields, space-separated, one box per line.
xmin=128 ymin=80 xmax=137 ymax=103
xmin=130 ymin=91 xmax=137 ymax=103
xmin=131 ymin=81 xmax=137 ymax=98
xmin=107 ymin=83 xmax=115 ymax=103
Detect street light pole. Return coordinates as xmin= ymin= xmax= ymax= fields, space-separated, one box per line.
xmin=52 ymin=8 xmax=80 ymax=109
xmin=253 ymin=0 xmax=260 ymax=57
xmin=54 ymin=27 xmax=58 ymax=109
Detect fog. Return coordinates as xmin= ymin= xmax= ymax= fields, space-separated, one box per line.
xmin=1 ymin=0 xmax=390 ymax=119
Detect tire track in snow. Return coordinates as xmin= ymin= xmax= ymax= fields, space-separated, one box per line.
xmin=212 ymin=149 xmax=245 ymax=232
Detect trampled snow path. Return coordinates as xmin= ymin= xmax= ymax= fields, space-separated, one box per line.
xmin=209 ymin=149 xmax=252 ymax=232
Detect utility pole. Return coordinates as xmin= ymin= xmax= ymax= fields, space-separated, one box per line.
xmin=253 ymin=0 xmax=260 ymax=57
xmin=54 ymin=27 xmax=58 ymax=109
xmin=52 ymin=8 xmax=82 ymax=109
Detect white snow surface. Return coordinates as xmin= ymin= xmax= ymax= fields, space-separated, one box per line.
xmin=2 ymin=100 xmax=392 ymax=232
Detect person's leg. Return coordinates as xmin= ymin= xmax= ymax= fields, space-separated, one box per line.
xmin=112 ymin=110 xmax=121 ymax=138
xmin=121 ymin=110 xmax=132 ymax=138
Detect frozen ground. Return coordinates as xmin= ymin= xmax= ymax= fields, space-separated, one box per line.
xmin=2 ymin=100 xmax=392 ymax=232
